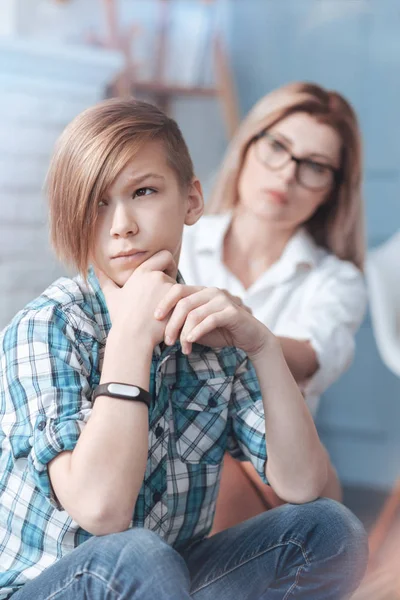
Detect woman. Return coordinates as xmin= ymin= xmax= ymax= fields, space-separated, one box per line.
xmin=179 ymin=82 xmax=367 ymax=532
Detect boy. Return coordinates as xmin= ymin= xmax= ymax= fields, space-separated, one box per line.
xmin=0 ymin=99 xmax=367 ymax=599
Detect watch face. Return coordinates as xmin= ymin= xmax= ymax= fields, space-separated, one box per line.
xmin=108 ymin=383 xmax=140 ymax=398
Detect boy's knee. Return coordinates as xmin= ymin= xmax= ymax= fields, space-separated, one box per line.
xmin=312 ymin=498 xmax=367 ymax=549
xmin=271 ymin=498 xmax=368 ymax=593
xmin=90 ymin=527 xmax=166 ymax=557
xmin=86 ymin=528 xmax=186 ymax=578
xmin=300 ymin=498 xmax=368 ymax=576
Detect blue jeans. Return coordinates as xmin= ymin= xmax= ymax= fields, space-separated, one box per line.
xmin=13 ymin=498 xmax=368 ymax=600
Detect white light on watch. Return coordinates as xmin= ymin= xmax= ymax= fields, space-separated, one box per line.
xmin=108 ymin=383 xmax=140 ymax=397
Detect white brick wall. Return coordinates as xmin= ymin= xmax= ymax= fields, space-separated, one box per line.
xmin=0 ymin=38 xmax=122 ymax=329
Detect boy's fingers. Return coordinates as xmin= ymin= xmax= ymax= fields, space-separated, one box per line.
xmin=179 ymin=296 xmax=223 ymax=342
xmin=185 ymin=309 xmax=229 ymax=345
xmin=137 ymin=250 xmax=177 ymax=279
xmin=231 ymin=294 xmax=243 ymax=306
xmin=155 ymin=284 xmax=204 ymax=319
xmin=164 ymin=290 xmax=223 ymax=345
xmin=223 ymin=290 xmax=252 ymax=313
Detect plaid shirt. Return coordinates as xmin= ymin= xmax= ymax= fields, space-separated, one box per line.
xmin=0 ymin=269 xmax=267 ymax=599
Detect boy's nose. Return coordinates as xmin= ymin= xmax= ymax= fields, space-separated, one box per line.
xmin=110 ymin=206 xmax=138 ymax=238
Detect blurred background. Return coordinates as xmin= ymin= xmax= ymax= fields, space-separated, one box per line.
xmin=1 ymin=0 xmax=400 ymax=595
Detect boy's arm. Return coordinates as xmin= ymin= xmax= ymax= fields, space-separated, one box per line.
xmin=247 ymin=339 xmax=328 ymax=504
xmin=48 ymin=330 xmax=152 ymax=535
xmin=155 ymin=284 xmax=328 ymax=504
xmin=221 ymin=295 xmax=341 ymax=501
xmin=49 ymin=251 xmax=176 ymax=535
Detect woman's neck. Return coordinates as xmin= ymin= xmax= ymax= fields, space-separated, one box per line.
xmin=223 ymin=208 xmax=296 ymax=288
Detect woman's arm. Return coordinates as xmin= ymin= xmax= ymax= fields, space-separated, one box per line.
xmin=322 ymin=452 xmax=343 ymax=501
xmin=275 ymin=259 xmax=367 ymax=399
xmin=277 ymin=336 xmax=319 ymax=382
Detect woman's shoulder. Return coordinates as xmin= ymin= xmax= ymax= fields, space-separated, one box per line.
xmin=313 ymin=247 xmax=364 ymax=284
xmin=305 ymin=246 xmax=366 ymax=309
xmin=297 ymin=230 xmax=363 ymax=282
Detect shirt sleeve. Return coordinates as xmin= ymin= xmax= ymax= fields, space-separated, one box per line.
xmin=0 ymin=305 xmax=95 ymax=509
xmin=274 ymin=258 xmax=367 ymax=409
xmin=227 ymin=352 xmax=268 ymax=484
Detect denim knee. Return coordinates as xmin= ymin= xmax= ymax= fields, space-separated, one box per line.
xmin=294 ymin=498 xmax=368 ymax=580
xmin=83 ymin=527 xmax=189 ymax=581
xmin=308 ymin=498 xmax=367 ymax=553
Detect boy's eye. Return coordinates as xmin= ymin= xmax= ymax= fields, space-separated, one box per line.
xmin=133 ymin=187 xmax=155 ymax=198
xmin=98 ymin=199 xmax=108 ymax=208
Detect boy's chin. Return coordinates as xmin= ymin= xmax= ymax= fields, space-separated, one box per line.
xmin=112 ymin=269 xmax=135 ymax=287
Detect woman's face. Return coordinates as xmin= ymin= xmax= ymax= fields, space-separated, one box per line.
xmin=237 ymin=112 xmax=342 ymax=229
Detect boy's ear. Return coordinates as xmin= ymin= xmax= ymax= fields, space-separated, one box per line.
xmin=185 ymin=178 xmax=204 ymax=226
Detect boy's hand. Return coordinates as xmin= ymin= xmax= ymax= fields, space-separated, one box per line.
xmin=96 ymin=250 xmax=177 ymax=349
xmin=154 ymin=284 xmax=272 ymax=359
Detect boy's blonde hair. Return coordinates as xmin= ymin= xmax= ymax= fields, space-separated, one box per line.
xmin=207 ymin=82 xmax=365 ymax=270
xmin=47 ymin=98 xmax=194 ymax=273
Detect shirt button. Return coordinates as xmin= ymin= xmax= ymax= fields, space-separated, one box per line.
xmin=208 ymin=398 xmax=218 ymax=408
xmin=155 ymin=425 xmax=164 ymax=438
xmin=168 ymin=384 xmax=175 ymax=391
xmin=38 ymin=421 xmax=46 ymax=431
xmin=153 ymin=491 xmax=162 ymax=504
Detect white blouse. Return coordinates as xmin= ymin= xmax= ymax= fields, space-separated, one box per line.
xmin=180 ymin=213 xmax=367 ymax=415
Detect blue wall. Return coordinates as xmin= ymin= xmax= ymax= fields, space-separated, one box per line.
xmin=228 ymin=0 xmax=400 ymax=489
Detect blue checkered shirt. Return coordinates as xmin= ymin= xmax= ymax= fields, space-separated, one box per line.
xmin=0 ymin=269 xmax=267 ymax=598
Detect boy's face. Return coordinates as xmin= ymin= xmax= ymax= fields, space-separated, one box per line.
xmin=92 ymin=139 xmax=203 ymax=286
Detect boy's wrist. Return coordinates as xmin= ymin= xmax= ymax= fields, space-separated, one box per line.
xmin=103 ymin=326 xmax=154 ymax=390
xmin=107 ymin=325 xmax=154 ymax=355
xmin=247 ymin=332 xmax=282 ymax=364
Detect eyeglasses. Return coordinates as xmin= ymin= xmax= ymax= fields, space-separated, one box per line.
xmin=251 ymin=130 xmax=341 ymax=191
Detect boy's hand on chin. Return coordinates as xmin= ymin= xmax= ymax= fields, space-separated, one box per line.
xmin=154 ymin=284 xmax=274 ymax=359
xmin=96 ymin=250 xmax=177 ymax=348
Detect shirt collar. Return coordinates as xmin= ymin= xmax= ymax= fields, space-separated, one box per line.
xmin=194 ymin=213 xmax=232 ymax=253
xmin=278 ymin=227 xmax=318 ymax=272
xmin=194 ymin=212 xmax=318 ymax=272
xmin=246 ymin=227 xmax=318 ymax=294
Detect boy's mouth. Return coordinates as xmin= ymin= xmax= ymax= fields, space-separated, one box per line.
xmin=111 ymin=250 xmax=148 ymax=264
xmin=111 ymin=249 xmax=145 ymax=259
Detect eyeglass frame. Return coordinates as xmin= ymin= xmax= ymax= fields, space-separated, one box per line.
xmin=250 ymin=129 xmax=343 ymax=192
